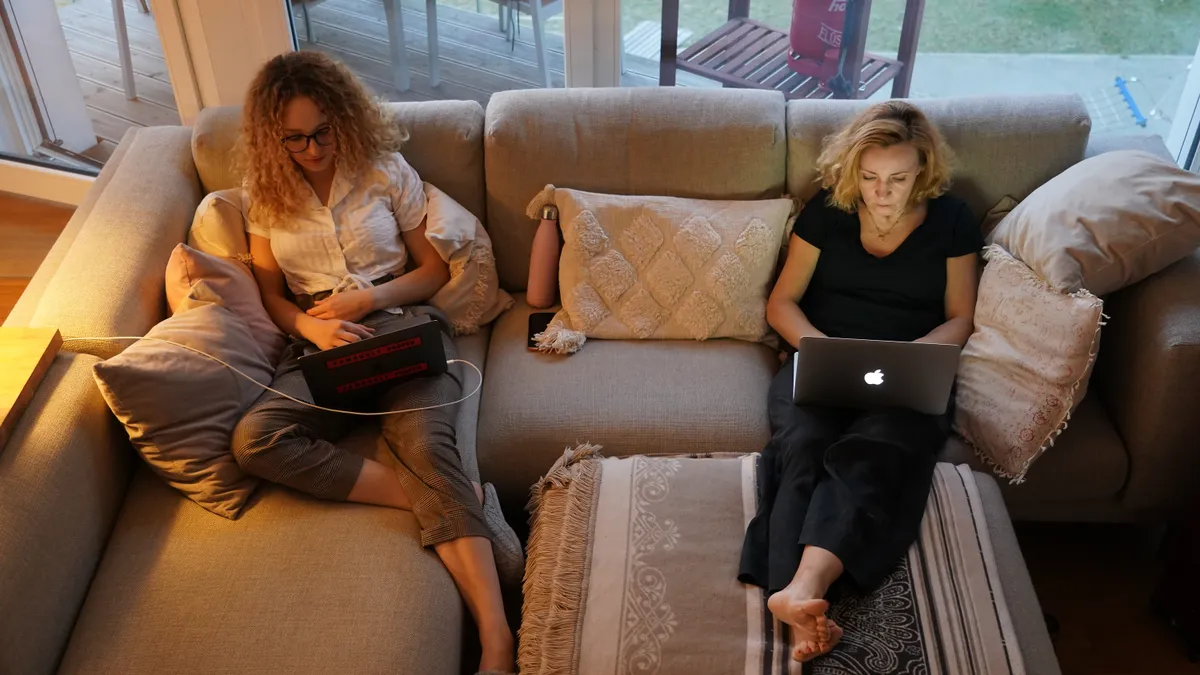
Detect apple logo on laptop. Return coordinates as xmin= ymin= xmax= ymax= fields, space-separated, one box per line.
xmin=864 ymin=369 xmax=884 ymax=386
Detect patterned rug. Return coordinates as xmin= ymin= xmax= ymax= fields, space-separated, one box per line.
xmin=519 ymin=447 xmax=1025 ymax=675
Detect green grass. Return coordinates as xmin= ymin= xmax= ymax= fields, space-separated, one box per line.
xmin=621 ymin=0 xmax=1200 ymax=55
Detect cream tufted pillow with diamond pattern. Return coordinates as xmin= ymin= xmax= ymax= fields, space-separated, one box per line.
xmin=528 ymin=187 xmax=792 ymax=353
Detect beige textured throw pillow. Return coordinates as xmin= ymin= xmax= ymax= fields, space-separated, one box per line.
xmin=989 ymin=150 xmax=1200 ymax=296
xmin=187 ymin=188 xmax=251 ymax=265
xmin=423 ymin=183 xmax=514 ymax=334
xmin=528 ymin=186 xmax=792 ymax=353
xmin=92 ymin=303 xmax=271 ymax=519
xmin=954 ymin=246 xmax=1105 ymax=482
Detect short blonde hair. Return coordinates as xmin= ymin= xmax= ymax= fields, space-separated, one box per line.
xmin=237 ymin=51 xmax=408 ymax=230
xmin=815 ymin=101 xmax=954 ymax=212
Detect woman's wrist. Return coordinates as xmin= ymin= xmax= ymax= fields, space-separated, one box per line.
xmin=367 ymin=285 xmax=384 ymax=313
xmin=294 ymin=312 xmax=323 ymax=340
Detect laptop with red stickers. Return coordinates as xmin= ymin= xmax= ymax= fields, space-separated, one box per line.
xmin=299 ymin=314 xmax=447 ymax=411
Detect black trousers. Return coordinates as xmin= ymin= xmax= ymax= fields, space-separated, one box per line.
xmin=738 ymin=356 xmax=949 ymax=595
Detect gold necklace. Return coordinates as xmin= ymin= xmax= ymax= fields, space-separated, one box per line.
xmin=863 ymin=206 xmax=904 ymax=241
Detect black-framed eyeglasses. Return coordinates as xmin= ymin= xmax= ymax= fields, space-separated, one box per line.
xmin=281 ymin=126 xmax=334 ymax=153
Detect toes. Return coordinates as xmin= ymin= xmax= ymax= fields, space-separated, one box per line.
xmin=794 ymin=643 xmax=822 ymax=663
xmin=799 ymin=598 xmax=831 ymax=617
xmin=791 ymin=642 xmax=816 ymax=662
xmin=814 ymin=615 xmax=830 ymax=641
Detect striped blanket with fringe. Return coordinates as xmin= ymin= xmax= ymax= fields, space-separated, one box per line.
xmin=519 ymin=447 xmax=1025 ymax=675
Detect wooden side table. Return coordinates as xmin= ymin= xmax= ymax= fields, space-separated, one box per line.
xmin=0 ymin=327 xmax=62 ymax=449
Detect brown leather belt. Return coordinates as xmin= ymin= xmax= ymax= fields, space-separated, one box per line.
xmin=294 ymin=273 xmax=395 ymax=312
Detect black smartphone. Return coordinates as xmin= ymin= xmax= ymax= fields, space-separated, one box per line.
xmin=528 ymin=312 xmax=555 ymax=351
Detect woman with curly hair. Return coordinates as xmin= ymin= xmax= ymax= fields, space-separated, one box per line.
xmin=229 ymin=51 xmax=518 ymax=675
xmin=738 ymin=101 xmax=983 ymax=662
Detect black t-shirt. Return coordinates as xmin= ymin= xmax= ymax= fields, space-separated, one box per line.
xmin=795 ymin=189 xmax=983 ymax=342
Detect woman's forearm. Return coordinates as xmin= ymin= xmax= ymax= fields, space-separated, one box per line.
xmin=767 ymin=298 xmax=827 ymax=349
xmin=371 ymin=264 xmax=450 ymax=311
xmin=263 ymin=294 xmax=319 ymax=340
xmin=917 ymin=316 xmax=974 ymax=347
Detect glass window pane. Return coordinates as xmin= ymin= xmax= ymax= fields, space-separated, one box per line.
xmin=638 ymin=0 xmax=1198 ymax=142
xmin=289 ymin=0 xmax=563 ymax=103
xmin=0 ymin=0 xmax=179 ymax=171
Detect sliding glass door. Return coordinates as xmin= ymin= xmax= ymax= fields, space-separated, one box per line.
xmin=284 ymin=0 xmax=584 ymax=103
xmin=0 ymin=0 xmax=181 ymax=171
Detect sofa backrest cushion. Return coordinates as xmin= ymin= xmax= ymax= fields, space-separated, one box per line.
xmin=785 ymin=95 xmax=1091 ymax=223
xmin=191 ymin=101 xmax=487 ymax=221
xmin=484 ymin=88 xmax=788 ymax=291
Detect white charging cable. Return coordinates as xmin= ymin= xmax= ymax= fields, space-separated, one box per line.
xmin=62 ymin=336 xmax=482 ymax=417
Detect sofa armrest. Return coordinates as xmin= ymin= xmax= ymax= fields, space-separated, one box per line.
xmin=1084 ymin=134 xmax=1173 ymax=162
xmin=24 ymin=127 xmax=201 ymax=355
xmin=1094 ymin=250 xmax=1200 ymax=515
xmin=4 ymin=129 xmax=138 ymax=329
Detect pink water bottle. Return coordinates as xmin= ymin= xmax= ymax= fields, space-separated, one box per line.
xmin=526 ymin=204 xmax=560 ymax=309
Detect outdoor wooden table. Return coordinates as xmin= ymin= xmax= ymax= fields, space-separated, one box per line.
xmin=657 ymin=0 xmax=925 ymax=100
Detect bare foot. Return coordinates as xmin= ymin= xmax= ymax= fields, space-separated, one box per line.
xmin=792 ymin=618 xmax=843 ymax=662
xmin=768 ymin=590 xmax=832 ymax=660
xmin=477 ymin=628 xmax=515 ymax=674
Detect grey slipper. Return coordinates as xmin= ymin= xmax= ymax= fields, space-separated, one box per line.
xmin=482 ymin=482 xmax=525 ymax=590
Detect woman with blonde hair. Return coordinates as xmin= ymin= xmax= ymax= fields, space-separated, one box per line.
xmin=230 ymin=51 xmax=518 ymax=675
xmin=739 ymin=101 xmax=982 ymax=662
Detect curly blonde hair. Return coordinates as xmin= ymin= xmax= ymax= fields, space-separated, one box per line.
xmin=238 ymin=51 xmax=408 ymax=229
xmin=816 ymin=101 xmax=954 ymax=213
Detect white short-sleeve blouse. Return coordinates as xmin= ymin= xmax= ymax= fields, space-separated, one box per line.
xmin=246 ymin=152 xmax=427 ymax=305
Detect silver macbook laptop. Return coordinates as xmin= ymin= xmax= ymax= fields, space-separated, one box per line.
xmin=792 ymin=337 xmax=961 ymax=415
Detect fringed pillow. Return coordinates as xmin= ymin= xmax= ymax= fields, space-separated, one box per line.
xmin=526 ymin=186 xmax=792 ymax=354
xmin=954 ymin=245 xmax=1105 ymax=482
xmin=423 ymin=183 xmax=514 ymax=335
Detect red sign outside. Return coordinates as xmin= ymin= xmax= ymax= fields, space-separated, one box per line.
xmin=788 ymin=0 xmax=848 ymax=82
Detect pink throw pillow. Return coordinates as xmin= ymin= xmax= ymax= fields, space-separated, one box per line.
xmin=164 ymin=243 xmax=285 ymax=364
xmin=954 ymin=245 xmax=1104 ymax=482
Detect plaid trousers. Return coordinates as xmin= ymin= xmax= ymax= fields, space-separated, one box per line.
xmin=231 ymin=306 xmax=489 ymax=547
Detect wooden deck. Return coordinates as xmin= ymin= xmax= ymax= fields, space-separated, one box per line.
xmin=56 ymin=0 xmax=708 ymax=165
xmin=56 ymin=0 xmax=180 ymax=164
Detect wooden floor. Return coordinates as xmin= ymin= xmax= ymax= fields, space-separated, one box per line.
xmin=1016 ymin=522 xmax=1200 ymax=675
xmin=54 ymin=0 xmax=707 ymax=165
xmin=0 ymin=194 xmax=73 ymax=324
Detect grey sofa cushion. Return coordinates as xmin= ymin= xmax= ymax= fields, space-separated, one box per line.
xmin=484 ymin=88 xmax=787 ymax=291
xmin=940 ymin=394 xmax=1127 ymax=506
xmin=786 ymin=95 xmax=1091 ymax=224
xmin=192 ymin=101 xmax=487 ymax=221
xmin=476 ymin=295 xmax=777 ymax=507
xmin=58 ymin=468 xmax=464 ymax=675
xmin=452 ymin=327 xmax=490 ymax=484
